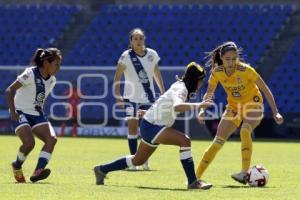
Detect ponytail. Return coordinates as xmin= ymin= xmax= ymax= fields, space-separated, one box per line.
xmin=31 ymin=48 xmax=61 ymax=68
xmin=205 ymin=41 xmax=242 ymax=71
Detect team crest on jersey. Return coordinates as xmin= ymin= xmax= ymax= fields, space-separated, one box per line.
xmin=36 ymin=78 xmax=42 ymax=85
xmin=138 ymin=69 xmax=149 ymax=83
xmin=253 ymin=96 xmax=260 ymax=102
xmin=36 ymin=92 xmax=45 ymax=106
xmin=147 ymin=55 xmax=154 ymax=62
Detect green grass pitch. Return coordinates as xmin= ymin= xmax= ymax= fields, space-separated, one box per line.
xmin=1 ymin=135 xmax=299 ymax=200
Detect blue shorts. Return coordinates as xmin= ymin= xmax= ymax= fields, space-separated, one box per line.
xmin=124 ymin=99 xmax=152 ymax=119
xmin=12 ymin=110 xmax=48 ymax=133
xmin=140 ymin=119 xmax=166 ymax=147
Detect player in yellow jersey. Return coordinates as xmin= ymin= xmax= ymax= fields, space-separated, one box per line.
xmin=196 ymin=41 xmax=284 ymax=185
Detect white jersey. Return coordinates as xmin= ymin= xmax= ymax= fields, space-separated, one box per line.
xmin=144 ymin=81 xmax=188 ymax=127
xmin=14 ymin=67 xmax=56 ymax=115
xmin=118 ymin=48 xmax=160 ymax=103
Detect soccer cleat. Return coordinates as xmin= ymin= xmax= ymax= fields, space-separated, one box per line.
xmin=142 ymin=161 xmax=150 ymax=171
xmin=30 ymin=168 xmax=51 ymax=183
xmin=127 ymin=166 xmax=139 ymax=171
xmin=11 ymin=163 xmax=26 ymax=183
xmin=231 ymin=172 xmax=247 ymax=184
xmin=188 ymin=179 xmax=213 ymax=190
xmin=94 ymin=166 xmax=106 ymax=185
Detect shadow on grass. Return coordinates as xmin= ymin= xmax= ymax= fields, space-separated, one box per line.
xmin=99 ymin=184 xmax=189 ymax=191
xmin=5 ymin=181 xmax=52 ymax=185
xmin=222 ymin=185 xmax=275 ymax=189
xmin=123 ymin=169 xmax=158 ymax=172
xmin=136 ymin=186 xmax=190 ymax=192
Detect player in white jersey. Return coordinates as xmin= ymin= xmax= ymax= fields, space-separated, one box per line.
xmin=113 ymin=28 xmax=165 ymax=170
xmin=5 ymin=48 xmax=62 ymax=183
xmin=94 ymin=62 xmax=213 ymax=189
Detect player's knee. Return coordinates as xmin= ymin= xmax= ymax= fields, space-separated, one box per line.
xmin=46 ymin=136 xmax=57 ymax=147
xmin=24 ymin=140 xmax=35 ymax=152
xmin=180 ymin=136 xmax=191 ymax=147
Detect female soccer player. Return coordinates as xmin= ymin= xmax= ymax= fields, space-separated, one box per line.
xmin=196 ymin=41 xmax=284 ymax=184
xmin=94 ymin=62 xmax=213 ymax=189
xmin=6 ymin=48 xmax=62 ymax=183
xmin=113 ymin=28 xmax=165 ymax=170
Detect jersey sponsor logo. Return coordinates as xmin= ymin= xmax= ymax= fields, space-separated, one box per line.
xmin=232 ymin=91 xmax=241 ymax=97
xmin=226 ymin=85 xmax=245 ymax=92
xmin=138 ymin=69 xmax=149 ymax=84
xmin=36 ymin=78 xmax=42 ymax=85
xmin=36 ymin=92 xmax=45 ymax=107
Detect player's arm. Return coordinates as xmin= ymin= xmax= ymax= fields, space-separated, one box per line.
xmin=153 ymin=64 xmax=165 ymax=95
xmin=113 ymin=63 xmax=126 ymax=107
xmin=203 ymin=83 xmax=217 ymax=102
xmin=172 ymin=87 xmax=213 ymax=113
xmin=174 ymin=101 xmax=213 ymax=113
xmin=255 ymin=75 xmax=284 ymax=125
xmin=5 ymin=80 xmax=23 ymax=121
xmin=197 ymin=83 xmax=217 ymax=124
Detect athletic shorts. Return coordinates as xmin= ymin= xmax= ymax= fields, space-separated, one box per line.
xmin=12 ymin=110 xmax=49 ymax=133
xmin=140 ymin=119 xmax=167 ymax=147
xmin=124 ymin=99 xmax=152 ymax=120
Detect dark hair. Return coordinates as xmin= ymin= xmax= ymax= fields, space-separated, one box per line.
xmin=178 ymin=62 xmax=206 ymax=100
xmin=31 ymin=48 xmax=61 ymax=68
xmin=128 ymin=28 xmax=146 ymax=49
xmin=205 ymin=41 xmax=242 ymax=70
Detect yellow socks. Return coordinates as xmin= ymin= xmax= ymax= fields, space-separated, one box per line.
xmin=196 ymin=136 xmax=225 ymax=179
xmin=240 ymin=123 xmax=253 ymax=172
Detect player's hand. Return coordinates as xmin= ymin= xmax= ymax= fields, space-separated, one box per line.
xmin=273 ymin=112 xmax=284 ymax=125
xmin=10 ymin=110 xmax=19 ymax=121
xmin=138 ymin=109 xmax=146 ymax=119
xmin=197 ymin=110 xmax=206 ymax=125
xmin=116 ymin=97 xmax=125 ymax=108
xmin=199 ymin=100 xmax=214 ymax=109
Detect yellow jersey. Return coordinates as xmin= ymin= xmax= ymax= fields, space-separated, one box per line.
xmin=208 ymin=62 xmax=262 ymax=104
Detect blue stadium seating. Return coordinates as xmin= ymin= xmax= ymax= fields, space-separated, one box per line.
xmin=0 ymin=5 xmax=77 ymax=65
xmin=64 ymin=4 xmax=292 ymax=68
xmin=0 ymin=5 xmax=77 ymax=112
xmin=267 ymin=37 xmax=300 ymax=114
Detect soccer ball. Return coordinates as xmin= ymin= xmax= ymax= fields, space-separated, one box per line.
xmin=246 ymin=165 xmax=269 ymax=187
